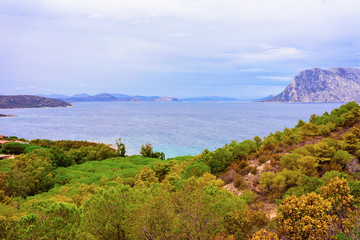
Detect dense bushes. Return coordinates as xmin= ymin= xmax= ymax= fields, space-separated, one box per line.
xmin=10 ymin=149 xmax=55 ymax=197
xmin=275 ymin=178 xmax=359 ymax=239
xmin=2 ymin=172 xmax=248 ymax=240
xmin=2 ymin=102 xmax=360 ymax=239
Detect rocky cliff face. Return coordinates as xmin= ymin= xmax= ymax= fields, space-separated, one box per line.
xmin=0 ymin=95 xmax=72 ymax=109
xmin=265 ymin=67 xmax=360 ymax=102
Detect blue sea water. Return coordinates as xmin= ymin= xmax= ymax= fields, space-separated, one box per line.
xmin=0 ymin=102 xmax=343 ymax=158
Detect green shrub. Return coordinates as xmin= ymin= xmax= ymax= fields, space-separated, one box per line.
xmin=2 ymin=142 xmax=27 ymax=155
xmin=183 ymin=160 xmax=211 ymax=179
xmin=23 ymin=145 xmax=42 ymax=154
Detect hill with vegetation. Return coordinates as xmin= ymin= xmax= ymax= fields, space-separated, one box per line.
xmin=265 ymin=67 xmax=360 ymax=102
xmin=1 ymin=102 xmax=360 ymax=239
xmin=0 ymin=95 xmax=71 ymax=109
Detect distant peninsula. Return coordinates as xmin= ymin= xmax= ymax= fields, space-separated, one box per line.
xmin=264 ymin=67 xmax=360 ymax=103
xmin=0 ymin=95 xmax=72 ymax=109
xmin=0 ymin=114 xmax=16 ymax=117
xmin=39 ymin=93 xmax=181 ymax=102
xmin=38 ymin=93 xmax=239 ymax=102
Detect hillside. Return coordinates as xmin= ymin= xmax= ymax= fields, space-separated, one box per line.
xmin=2 ymin=102 xmax=360 ymax=239
xmin=0 ymin=95 xmax=71 ymax=109
xmin=265 ymin=67 xmax=360 ymax=102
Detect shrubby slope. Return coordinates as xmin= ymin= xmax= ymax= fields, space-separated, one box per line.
xmin=2 ymin=102 xmax=360 ymax=239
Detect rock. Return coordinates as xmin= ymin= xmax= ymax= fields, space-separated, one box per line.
xmin=264 ymin=67 xmax=360 ymax=102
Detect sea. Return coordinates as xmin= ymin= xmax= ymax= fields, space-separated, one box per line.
xmin=0 ymin=101 xmax=343 ymax=158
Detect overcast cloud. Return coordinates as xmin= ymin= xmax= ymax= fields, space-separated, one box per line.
xmin=1 ymin=0 xmax=360 ymax=98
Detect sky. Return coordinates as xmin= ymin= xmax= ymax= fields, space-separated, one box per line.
xmin=1 ymin=0 xmax=360 ymax=99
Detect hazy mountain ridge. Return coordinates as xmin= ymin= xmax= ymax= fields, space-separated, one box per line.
xmin=39 ymin=93 xmax=240 ymax=102
xmin=39 ymin=93 xmax=181 ymax=102
xmin=0 ymin=95 xmax=71 ymax=109
xmin=182 ymin=96 xmax=238 ymax=101
xmin=264 ymin=67 xmax=360 ymax=102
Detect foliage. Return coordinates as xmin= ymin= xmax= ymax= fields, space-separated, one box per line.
xmin=134 ymin=167 xmax=158 ymax=187
xmin=15 ymin=201 xmax=80 ymax=240
xmin=276 ymin=192 xmax=332 ymax=239
xmin=10 ymin=149 xmax=55 ymax=197
xmin=277 ymin=178 xmax=360 ymax=239
xmin=251 ymin=229 xmax=279 ymax=240
xmin=116 ymin=138 xmax=126 ymax=157
xmin=3 ymin=102 xmax=360 ymax=239
xmin=182 ymin=159 xmax=211 ymax=179
xmin=2 ymin=142 xmax=27 ymax=155
xmin=224 ymin=209 xmax=269 ymax=240
xmin=140 ymin=143 xmax=165 ymax=160
xmin=79 ymin=185 xmax=137 ymax=240
xmin=319 ymin=177 xmax=359 ymax=237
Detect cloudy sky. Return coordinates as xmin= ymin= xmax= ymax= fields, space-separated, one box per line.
xmin=1 ymin=0 xmax=360 ymax=99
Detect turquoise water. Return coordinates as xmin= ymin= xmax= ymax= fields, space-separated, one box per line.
xmin=0 ymin=102 xmax=342 ymax=157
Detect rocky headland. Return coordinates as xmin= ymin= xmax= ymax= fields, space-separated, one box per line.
xmin=264 ymin=67 xmax=360 ymax=102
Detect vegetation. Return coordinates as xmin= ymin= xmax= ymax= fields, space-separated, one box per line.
xmin=140 ymin=143 xmax=165 ymax=160
xmin=2 ymin=101 xmax=360 ymax=239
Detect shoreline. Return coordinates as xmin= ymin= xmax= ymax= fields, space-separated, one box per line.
xmin=0 ymin=105 xmax=72 ymax=110
xmin=0 ymin=114 xmax=17 ymax=118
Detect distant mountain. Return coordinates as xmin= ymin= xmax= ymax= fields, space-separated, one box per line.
xmin=183 ymin=96 xmax=238 ymax=101
xmin=71 ymin=93 xmax=90 ymax=98
xmin=37 ymin=93 xmax=240 ymax=102
xmin=254 ymin=95 xmax=275 ymax=101
xmin=110 ymin=93 xmax=131 ymax=99
xmin=0 ymin=95 xmax=71 ymax=109
xmin=264 ymin=67 xmax=360 ymax=102
xmin=39 ymin=93 xmax=181 ymax=102
xmin=64 ymin=93 xmax=120 ymax=102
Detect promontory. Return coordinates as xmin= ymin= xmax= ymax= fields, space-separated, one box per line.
xmin=0 ymin=95 xmax=72 ymax=109
xmin=264 ymin=67 xmax=360 ymax=102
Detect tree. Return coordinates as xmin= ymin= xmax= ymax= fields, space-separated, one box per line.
xmin=182 ymin=160 xmax=211 ymax=179
xmin=2 ymin=142 xmax=27 ymax=155
xmin=116 ymin=138 xmax=126 ymax=157
xmin=224 ymin=209 xmax=269 ymax=240
xmin=140 ymin=144 xmax=165 ymax=159
xmin=140 ymin=144 xmax=153 ymax=157
xmin=134 ymin=167 xmax=158 ymax=187
xmin=15 ymin=201 xmax=80 ymax=240
xmin=79 ymin=185 xmax=137 ymax=240
xmin=172 ymin=177 xmax=246 ymax=239
xmin=10 ymin=149 xmax=55 ymax=197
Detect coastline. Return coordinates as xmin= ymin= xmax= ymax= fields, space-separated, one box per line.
xmin=0 ymin=105 xmax=73 ymax=110
xmin=0 ymin=114 xmax=17 ymax=117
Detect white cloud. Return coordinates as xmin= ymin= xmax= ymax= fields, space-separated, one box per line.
xmin=220 ymin=46 xmax=307 ymax=63
xmin=1 ymin=0 xmax=360 ymax=97
xmin=88 ymin=13 xmax=102 ymax=19
xmin=14 ymin=86 xmax=38 ymax=90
